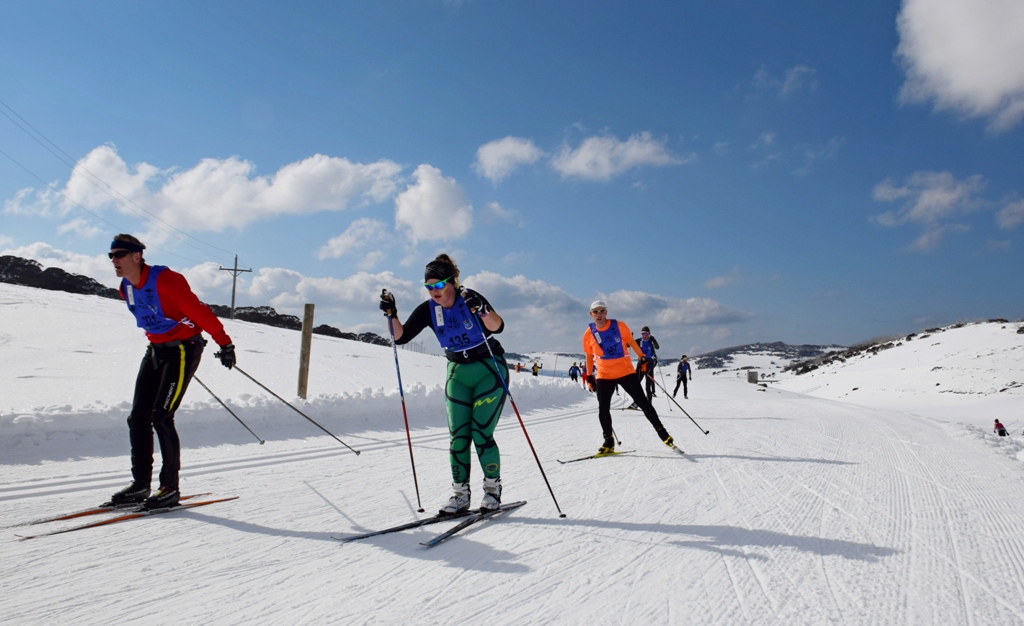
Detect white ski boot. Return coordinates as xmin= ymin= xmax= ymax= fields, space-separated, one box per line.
xmin=440 ymin=482 xmax=471 ymax=516
xmin=480 ymin=477 xmax=502 ymax=511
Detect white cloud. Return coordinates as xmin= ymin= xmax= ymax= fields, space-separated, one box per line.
xmin=483 ymin=201 xmax=523 ymax=227
xmin=550 ymin=132 xmax=684 ymax=181
xmin=248 ymin=267 xmax=417 ymax=315
xmin=897 ymin=0 xmax=1024 ymax=131
xmin=0 ymin=234 xmax=12 ymax=248
xmin=57 ymin=218 xmax=102 ymax=239
xmin=704 ymin=267 xmax=742 ymax=290
xmin=793 ymin=137 xmax=846 ymax=176
xmin=754 ymin=65 xmax=819 ymax=97
xmin=872 ymin=171 xmax=985 ymax=227
xmin=394 ymin=164 xmax=473 ymax=244
xmin=5 ymin=185 xmax=63 ymax=217
xmin=7 ymin=145 xmax=404 ymax=234
xmin=997 ymin=197 xmax=1024 ymax=229
xmin=602 ymin=290 xmax=753 ymax=327
xmin=872 ymin=171 xmax=987 ymax=251
xmin=752 ymin=132 xmax=776 ymax=148
xmin=316 ymin=218 xmax=390 ymax=260
xmin=473 ymin=137 xmax=543 ymax=183
xmin=909 ymin=223 xmax=971 ymax=252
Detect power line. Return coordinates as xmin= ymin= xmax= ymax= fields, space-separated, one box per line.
xmin=0 ymin=147 xmax=208 ymax=266
xmin=0 ymin=98 xmax=235 ymax=263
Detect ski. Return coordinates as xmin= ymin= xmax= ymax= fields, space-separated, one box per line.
xmin=668 ymin=444 xmax=685 ymax=455
xmin=15 ymin=496 xmax=238 ymax=540
xmin=333 ymin=509 xmax=474 ymax=543
xmin=420 ymin=501 xmax=526 ymax=548
xmin=2 ymin=492 xmax=212 ymax=530
xmin=557 ymin=450 xmax=636 ymax=464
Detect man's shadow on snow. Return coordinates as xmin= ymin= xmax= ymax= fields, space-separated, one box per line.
xmin=513 ymin=517 xmax=897 ymax=562
xmin=177 ymin=483 xmax=529 ymax=574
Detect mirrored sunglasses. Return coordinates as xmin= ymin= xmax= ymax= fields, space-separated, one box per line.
xmin=423 ymin=276 xmax=452 ymax=291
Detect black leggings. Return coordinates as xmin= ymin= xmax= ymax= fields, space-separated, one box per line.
xmin=596 ymin=373 xmax=666 ymax=439
xmin=673 ymin=377 xmax=688 ymax=397
xmin=128 ymin=339 xmax=203 ymax=488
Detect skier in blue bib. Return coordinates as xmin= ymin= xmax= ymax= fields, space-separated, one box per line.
xmin=381 ymin=254 xmax=509 ymax=515
xmin=636 ymin=326 xmax=660 ymax=403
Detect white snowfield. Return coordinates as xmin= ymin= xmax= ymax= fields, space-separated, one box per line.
xmin=2 ymin=282 xmax=1024 ymax=626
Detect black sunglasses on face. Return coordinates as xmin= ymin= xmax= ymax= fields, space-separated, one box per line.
xmin=108 ymin=250 xmax=132 ymax=259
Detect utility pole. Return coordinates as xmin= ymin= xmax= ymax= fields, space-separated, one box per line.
xmin=218 ymin=255 xmax=252 ymax=319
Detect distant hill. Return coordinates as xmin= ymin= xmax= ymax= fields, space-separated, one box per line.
xmin=0 ymin=255 xmax=388 ymax=347
xmin=693 ymin=341 xmax=843 ymax=371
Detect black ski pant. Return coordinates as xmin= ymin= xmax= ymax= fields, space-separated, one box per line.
xmin=673 ymin=377 xmax=688 ymax=398
xmin=127 ymin=336 xmax=204 ymax=488
xmin=596 ymin=373 xmax=667 ymax=441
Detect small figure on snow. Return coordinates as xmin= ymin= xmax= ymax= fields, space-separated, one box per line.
xmin=582 ymin=300 xmax=674 ymax=455
xmin=636 ymin=326 xmax=660 ymax=402
xmin=531 ymin=361 xmax=542 ymax=377
xmin=381 ymin=254 xmax=508 ymax=515
xmin=995 ymin=419 xmax=1009 ymax=437
xmin=674 ymin=355 xmax=692 ymax=399
xmin=107 ymin=234 xmax=236 ymax=510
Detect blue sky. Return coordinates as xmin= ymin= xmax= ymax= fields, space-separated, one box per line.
xmin=2 ymin=1 xmax=1022 ymax=355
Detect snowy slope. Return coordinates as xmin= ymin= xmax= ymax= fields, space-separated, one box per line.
xmin=774 ymin=321 xmax=1024 ymax=428
xmin=3 ymin=283 xmax=1024 ymax=626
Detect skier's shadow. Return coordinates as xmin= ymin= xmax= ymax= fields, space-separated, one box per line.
xmin=513 ymin=517 xmax=897 ymax=562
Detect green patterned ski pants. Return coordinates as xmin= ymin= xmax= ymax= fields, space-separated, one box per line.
xmin=444 ymin=355 xmax=508 ymax=483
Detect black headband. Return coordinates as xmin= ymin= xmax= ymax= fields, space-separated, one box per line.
xmin=424 ymin=259 xmax=454 ymax=282
xmin=110 ymin=240 xmax=144 ymax=254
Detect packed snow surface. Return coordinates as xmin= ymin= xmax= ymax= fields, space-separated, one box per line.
xmin=3 ymin=282 xmax=1024 ymax=625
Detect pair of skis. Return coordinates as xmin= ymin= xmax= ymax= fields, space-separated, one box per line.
xmin=336 ymin=501 xmax=526 ymax=547
xmin=557 ymin=444 xmax=684 ymax=464
xmin=11 ymin=494 xmax=238 ymax=540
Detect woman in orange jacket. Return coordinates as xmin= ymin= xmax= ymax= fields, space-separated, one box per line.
xmin=582 ymin=300 xmax=674 ymax=454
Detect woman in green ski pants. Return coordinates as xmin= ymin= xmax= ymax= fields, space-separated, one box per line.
xmin=381 ymin=253 xmax=509 ymax=515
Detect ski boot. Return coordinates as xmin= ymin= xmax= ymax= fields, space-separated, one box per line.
xmin=143 ymin=485 xmax=179 ymax=510
xmin=105 ymin=481 xmax=150 ymax=507
xmin=597 ymin=433 xmax=616 ymax=455
xmin=439 ymin=482 xmax=471 ymax=516
xmin=481 ymin=477 xmax=502 ymax=511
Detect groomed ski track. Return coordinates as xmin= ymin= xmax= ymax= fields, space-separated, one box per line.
xmin=5 ymin=381 xmax=1024 ymax=625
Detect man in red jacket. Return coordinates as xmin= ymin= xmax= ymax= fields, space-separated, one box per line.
xmin=107 ymin=234 xmax=237 ymax=510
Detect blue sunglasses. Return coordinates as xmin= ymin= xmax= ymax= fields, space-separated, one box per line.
xmin=423 ymin=276 xmax=452 ymax=291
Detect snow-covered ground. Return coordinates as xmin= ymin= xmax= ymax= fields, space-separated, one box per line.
xmin=3 ymin=282 xmax=1024 ymax=625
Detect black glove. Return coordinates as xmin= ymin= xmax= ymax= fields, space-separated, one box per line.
xmin=379 ymin=290 xmax=397 ymax=317
xmin=461 ymin=289 xmax=492 ymax=316
xmin=216 ymin=343 xmax=236 ymax=370
xmin=586 ymin=375 xmax=596 ymax=391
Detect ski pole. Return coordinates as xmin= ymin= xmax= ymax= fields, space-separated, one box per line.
xmin=465 ymin=301 xmax=566 ymax=518
xmin=193 ymin=376 xmax=265 ymax=444
xmin=383 ymin=292 xmax=425 ymax=513
xmin=658 ymin=360 xmax=673 ymax=412
xmin=646 ymin=372 xmax=709 ymax=435
xmin=233 ymin=366 xmax=361 ymax=455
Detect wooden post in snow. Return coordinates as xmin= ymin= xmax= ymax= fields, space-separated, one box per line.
xmin=298 ymin=303 xmax=315 ymax=399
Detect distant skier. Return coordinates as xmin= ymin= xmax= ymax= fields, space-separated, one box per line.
xmin=674 ymin=355 xmax=692 ymax=399
xmin=381 ymin=254 xmax=508 ymax=515
xmin=581 ymin=363 xmax=591 ymax=391
xmin=583 ymin=300 xmax=674 ymax=454
xmin=107 ymin=234 xmax=236 ymax=510
xmin=568 ymin=362 xmax=580 ymax=383
xmin=532 ymin=361 xmax=542 ymax=377
xmin=995 ymin=419 xmax=1008 ymax=436
xmin=636 ymin=326 xmax=660 ymax=401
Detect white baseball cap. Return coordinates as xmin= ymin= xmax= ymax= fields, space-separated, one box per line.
xmin=590 ymin=299 xmax=607 ymax=311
